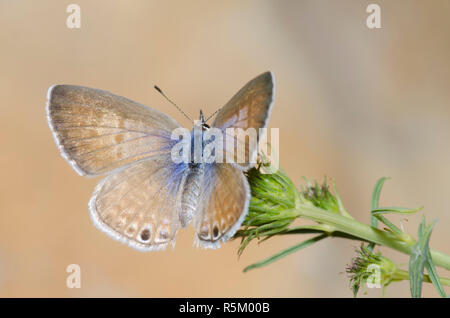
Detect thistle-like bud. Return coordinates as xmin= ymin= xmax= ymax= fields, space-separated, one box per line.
xmin=236 ymin=161 xmax=348 ymax=254
xmin=299 ymin=177 xmax=340 ymax=214
xmin=235 ymin=164 xmax=299 ymax=254
xmin=246 ymin=165 xmax=298 ymax=212
xmin=346 ymin=245 xmax=398 ymax=296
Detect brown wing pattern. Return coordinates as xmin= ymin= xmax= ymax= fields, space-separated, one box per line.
xmin=89 ymin=155 xmax=187 ymax=251
xmin=212 ymin=71 xmax=274 ymax=169
xmin=46 ymin=85 xmax=180 ymax=176
xmin=193 ymin=163 xmax=250 ymax=249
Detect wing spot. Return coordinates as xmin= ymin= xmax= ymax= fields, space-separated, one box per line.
xmin=154 ymin=226 xmax=170 ymax=243
xmin=213 ymin=225 xmax=219 ymax=239
xmin=140 ymin=228 xmax=151 ymax=241
xmin=114 ymin=217 xmax=126 ymax=228
xmin=199 ymin=225 xmax=210 ymax=239
xmin=114 ymin=134 xmax=124 ymax=144
xmin=159 ymin=229 xmax=168 ymax=239
xmin=126 ymin=225 xmax=136 ymax=236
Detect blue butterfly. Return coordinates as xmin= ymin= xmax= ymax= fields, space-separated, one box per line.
xmin=46 ymin=72 xmax=274 ymax=250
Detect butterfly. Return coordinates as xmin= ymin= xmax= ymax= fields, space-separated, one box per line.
xmin=46 ymin=71 xmax=275 ymax=250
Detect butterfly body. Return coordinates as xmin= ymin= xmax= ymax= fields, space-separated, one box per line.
xmin=46 ymin=72 xmax=274 ymax=251
xmin=180 ymin=162 xmax=204 ymax=227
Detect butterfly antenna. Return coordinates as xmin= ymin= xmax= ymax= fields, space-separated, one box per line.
xmin=154 ymin=85 xmax=193 ymax=123
xmin=205 ymin=106 xmax=223 ymax=123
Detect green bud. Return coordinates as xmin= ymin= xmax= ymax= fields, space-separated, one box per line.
xmin=346 ymin=245 xmax=398 ymax=296
xmin=299 ymin=177 xmax=340 ymax=213
xmin=234 ymin=165 xmax=299 ymax=255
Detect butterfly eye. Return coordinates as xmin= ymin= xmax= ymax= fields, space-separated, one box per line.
xmin=140 ymin=228 xmax=151 ymax=241
xmin=202 ymin=123 xmax=210 ymax=131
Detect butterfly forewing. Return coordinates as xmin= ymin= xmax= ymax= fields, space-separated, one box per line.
xmin=212 ymin=71 xmax=274 ymax=169
xmin=46 ymin=85 xmax=181 ymax=176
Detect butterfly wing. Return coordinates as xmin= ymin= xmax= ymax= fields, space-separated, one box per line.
xmin=193 ymin=72 xmax=275 ymax=249
xmin=46 ymin=85 xmax=181 ymax=176
xmin=193 ymin=163 xmax=250 ymax=249
xmin=90 ymin=154 xmax=188 ymax=251
xmin=212 ymin=71 xmax=274 ymax=169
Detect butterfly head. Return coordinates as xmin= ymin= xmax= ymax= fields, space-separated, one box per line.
xmin=199 ymin=110 xmax=210 ymax=131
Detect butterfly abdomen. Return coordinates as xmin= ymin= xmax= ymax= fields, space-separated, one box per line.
xmin=179 ymin=163 xmax=204 ymax=227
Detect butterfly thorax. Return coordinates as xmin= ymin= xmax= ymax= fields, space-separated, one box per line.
xmin=189 ymin=119 xmax=213 ymax=164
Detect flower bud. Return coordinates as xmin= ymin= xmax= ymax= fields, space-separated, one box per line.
xmin=346 ymin=245 xmax=398 ymax=296
xmin=300 ymin=177 xmax=340 ymax=214
xmin=234 ymin=165 xmax=299 ymax=254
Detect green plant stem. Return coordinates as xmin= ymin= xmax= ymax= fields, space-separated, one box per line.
xmin=296 ymin=204 xmax=450 ymax=271
xmin=392 ymin=269 xmax=450 ymax=286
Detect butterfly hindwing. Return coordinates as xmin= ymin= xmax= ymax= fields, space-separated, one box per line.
xmin=90 ymin=155 xmax=188 ymax=251
xmin=193 ymin=163 xmax=250 ymax=249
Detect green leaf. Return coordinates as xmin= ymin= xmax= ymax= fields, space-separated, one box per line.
xmin=332 ymin=179 xmax=352 ymax=219
xmin=375 ymin=215 xmax=403 ymax=234
xmin=371 ymin=177 xmax=390 ymax=223
xmin=409 ymin=217 xmax=436 ymax=298
xmin=425 ymin=248 xmax=447 ymax=297
xmin=243 ymin=234 xmax=327 ymax=272
xmin=368 ymin=177 xmax=390 ymax=251
xmin=419 ymin=218 xmax=447 ymax=298
xmin=368 ymin=180 xmax=421 ymax=237
xmin=371 ymin=206 xmax=423 ymax=216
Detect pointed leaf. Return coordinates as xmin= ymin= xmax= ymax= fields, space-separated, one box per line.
xmin=368 ymin=177 xmax=390 ymax=251
xmin=243 ymin=234 xmax=327 ymax=272
xmin=371 ymin=206 xmax=423 ymax=216
xmin=409 ymin=217 xmax=435 ymax=298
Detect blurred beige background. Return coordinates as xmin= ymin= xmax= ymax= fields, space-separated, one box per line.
xmin=0 ymin=0 xmax=449 ymax=297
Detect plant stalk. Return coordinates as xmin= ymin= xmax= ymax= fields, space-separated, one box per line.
xmin=392 ymin=269 xmax=450 ymax=286
xmin=297 ymin=204 xmax=450 ymax=271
